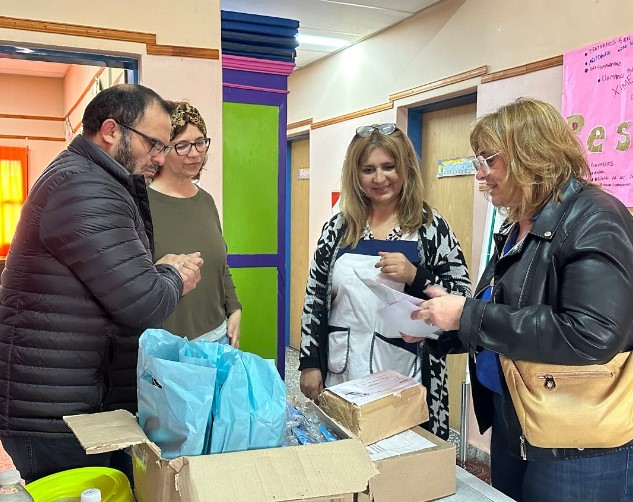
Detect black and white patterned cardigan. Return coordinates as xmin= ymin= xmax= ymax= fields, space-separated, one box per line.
xmin=298 ymin=209 xmax=472 ymax=439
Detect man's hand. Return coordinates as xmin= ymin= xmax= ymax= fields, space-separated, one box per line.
xmin=156 ymin=252 xmax=204 ymax=296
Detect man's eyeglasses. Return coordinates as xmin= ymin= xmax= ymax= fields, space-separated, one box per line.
xmin=115 ymin=121 xmax=173 ymax=156
xmin=472 ymin=152 xmax=500 ymax=175
xmin=356 ymin=123 xmax=397 ymax=138
xmin=173 ymin=138 xmax=211 ymax=156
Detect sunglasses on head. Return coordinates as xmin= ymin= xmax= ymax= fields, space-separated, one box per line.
xmin=355 ymin=123 xmax=397 ymax=138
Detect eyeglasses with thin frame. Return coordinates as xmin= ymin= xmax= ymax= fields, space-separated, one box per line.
xmin=472 ymin=152 xmax=500 ymax=175
xmin=356 ymin=123 xmax=397 ymax=138
xmin=115 ymin=121 xmax=173 ymax=156
xmin=172 ymin=137 xmax=211 ymax=156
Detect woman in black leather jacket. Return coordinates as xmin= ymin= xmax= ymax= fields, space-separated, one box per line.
xmin=408 ymin=98 xmax=633 ymax=501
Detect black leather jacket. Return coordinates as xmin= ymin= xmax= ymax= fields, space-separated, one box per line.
xmin=447 ymin=177 xmax=633 ymax=460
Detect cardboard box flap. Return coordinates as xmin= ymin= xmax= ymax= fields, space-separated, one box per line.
xmin=365 ymin=427 xmax=456 ymax=502
xmin=64 ymin=410 xmax=151 ymax=454
xmin=178 ymin=439 xmax=378 ymax=502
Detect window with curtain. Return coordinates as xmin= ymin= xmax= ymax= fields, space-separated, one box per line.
xmin=0 ymin=146 xmax=28 ymax=259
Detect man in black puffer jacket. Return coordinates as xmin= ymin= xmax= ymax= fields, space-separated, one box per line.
xmin=0 ymin=84 xmax=203 ymax=483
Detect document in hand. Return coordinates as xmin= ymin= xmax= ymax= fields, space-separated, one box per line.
xmin=354 ymin=269 xmax=441 ymax=339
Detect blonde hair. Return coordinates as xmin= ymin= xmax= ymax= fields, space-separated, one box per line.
xmin=470 ymin=97 xmax=594 ymax=222
xmin=340 ymin=126 xmax=431 ymax=248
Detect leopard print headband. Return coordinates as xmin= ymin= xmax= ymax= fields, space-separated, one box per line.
xmin=170 ymin=102 xmax=207 ymax=139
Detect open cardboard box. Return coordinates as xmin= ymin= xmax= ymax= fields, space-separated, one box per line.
xmin=64 ymin=402 xmax=377 ymax=502
xmin=358 ymin=426 xmax=456 ymax=502
xmin=319 ymin=370 xmax=428 ymax=446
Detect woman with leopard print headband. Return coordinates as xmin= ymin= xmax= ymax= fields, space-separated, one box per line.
xmin=148 ymin=101 xmax=242 ymax=346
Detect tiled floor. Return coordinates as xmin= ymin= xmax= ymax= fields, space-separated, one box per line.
xmin=284 ymin=346 xmax=491 ymax=484
xmin=283 ymin=346 xmax=305 ymax=403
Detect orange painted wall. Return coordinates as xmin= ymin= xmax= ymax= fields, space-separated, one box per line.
xmin=0 ymin=65 xmax=126 ymax=188
xmin=0 ymin=73 xmax=66 ymax=189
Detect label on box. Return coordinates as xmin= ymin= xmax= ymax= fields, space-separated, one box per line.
xmin=366 ymin=430 xmax=436 ymax=462
xmin=326 ymin=370 xmax=418 ymax=406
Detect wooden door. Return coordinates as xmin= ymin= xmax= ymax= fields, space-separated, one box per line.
xmin=420 ymin=102 xmax=476 ymax=431
xmin=289 ymin=138 xmax=310 ymax=349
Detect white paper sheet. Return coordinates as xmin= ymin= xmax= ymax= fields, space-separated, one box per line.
xmin=326 ymin=369 xmax=419 ymax=406
xmin=377 ymin=300 xmax=440 ymax=339
xmin=366 ymin=429 xmax=437 ymax=462
xmin=355 ymin=269 xmax=441 ymax=339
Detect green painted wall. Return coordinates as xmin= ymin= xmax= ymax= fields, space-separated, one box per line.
xmin=230 ymin=267 xmax=278 ymax=361
xmin=222 ymin=101 xmax=280 ymax=361
xmin=222 ymin=102 xmax=278 ymax=254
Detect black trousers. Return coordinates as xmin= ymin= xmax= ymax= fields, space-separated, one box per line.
xmin=1 ymin=435 xmax=133 ymax=486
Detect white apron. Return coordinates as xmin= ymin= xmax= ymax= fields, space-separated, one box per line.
xmin=325 ymin=237 xmax=421 ymax=387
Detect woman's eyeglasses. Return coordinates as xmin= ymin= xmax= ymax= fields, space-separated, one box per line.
xmin=172 ymin=138 xmax=211 ymax=156
xmin=356 ymin=123 xmax=397 ymax=138
xmin=115 ymin=121 xmax=173 ymax=156
xmin=471 ymin=152 xmax=500 ymax=175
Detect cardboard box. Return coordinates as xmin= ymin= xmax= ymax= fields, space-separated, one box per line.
xmin=358 ymin=427 xmax=456 ymax=502
xmin=319 ymin=370 xmax=428 ymax=445
xmin=64 ymin=402 xmax=377 ymax=502
xmin=304 ymin=496 xmax=353 ymax=502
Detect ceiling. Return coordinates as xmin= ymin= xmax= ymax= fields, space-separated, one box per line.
xmin=0 ymin=0 xmax=441 ymax=76
xmin=221 ymin=0 xmax=443 ymax=68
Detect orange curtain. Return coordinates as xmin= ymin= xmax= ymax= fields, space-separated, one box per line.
xmin=0 ymin=146 xmax=28 ymax=258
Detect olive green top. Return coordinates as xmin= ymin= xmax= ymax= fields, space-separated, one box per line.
xmin=148 ymin=186 xmax=241 ymax=340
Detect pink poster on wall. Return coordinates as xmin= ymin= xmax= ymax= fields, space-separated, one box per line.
xmin=562 ymin=33 xmax=633 ymax=206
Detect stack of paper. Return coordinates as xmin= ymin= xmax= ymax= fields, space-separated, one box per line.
xmin=354 ymin=269 xmax=441 ymax=339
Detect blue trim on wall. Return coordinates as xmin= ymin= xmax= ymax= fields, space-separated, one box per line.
xmin=227 ymin=254 xmax=283 ymax=268
xmin=410 ymin=93 xmax=477 ymax=115
xmin=0 ymin=45 xmax=139 ymax=74
xmin=223 ymin=68 xmax=289 ymax=91
xmin=407 ymin=93 xmax=477 ymax=165
xmin=407 ymin=109 xmax=423 ymax=160
xmin=222 ymin=86 xmax=286 ymax=107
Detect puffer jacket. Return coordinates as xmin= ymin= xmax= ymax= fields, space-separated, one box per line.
xmin=0 ymin=135 xmax=183 ymax=437
xmin=454 ymin=177 xmax=633 ymax=460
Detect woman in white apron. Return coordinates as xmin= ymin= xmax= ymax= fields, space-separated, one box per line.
xmin=299 ymin=123 xmax=471 ymax=440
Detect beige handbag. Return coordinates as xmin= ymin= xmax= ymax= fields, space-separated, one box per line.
xmin=499 ymin=351 xmax=633 ymax=449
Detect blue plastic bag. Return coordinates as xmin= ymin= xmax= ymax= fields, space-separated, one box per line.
xmin=137 ymin=328 xmax=285 ymax=457
xmin=242 ymin=352 xmax=286 ymax=450
xmin=209 ymin=346 xmax=286 ymax=453
xmin=209 ymin=347 xmax=251 ymax=453
xmin=137 ymin=329 xmax=217 ymax=459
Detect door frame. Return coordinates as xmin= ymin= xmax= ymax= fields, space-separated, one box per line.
xmin=406 ymin=93 xmax=477 ymax=157
xmin=286 ymin=133 xmax=310 ymax=349
xmin=0 ymin=44 xmax=139 ymax=82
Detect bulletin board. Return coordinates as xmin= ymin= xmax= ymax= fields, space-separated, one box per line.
xmin=563 ymin=32 xmax=633 ymax=207
xmin=474 ymin=33 xmax=633 ymax=283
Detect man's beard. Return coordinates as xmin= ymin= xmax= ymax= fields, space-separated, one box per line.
xmin=113 ymin=132 xmax=135 ymax=174
xmin=113 ymin=132 xmax=157 ymax=184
